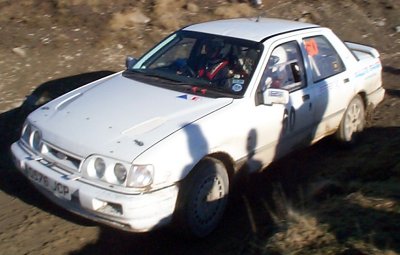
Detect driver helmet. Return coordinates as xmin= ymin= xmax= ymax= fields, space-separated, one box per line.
xmin=268 ymin=46 xmax=288 ymax=88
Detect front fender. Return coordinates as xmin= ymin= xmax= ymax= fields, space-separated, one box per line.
xmin=133 ymin=123 xmax=210 ymax=189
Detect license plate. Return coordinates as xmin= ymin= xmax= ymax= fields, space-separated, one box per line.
xmin=26 ymin=167 xmax=71 ymax=200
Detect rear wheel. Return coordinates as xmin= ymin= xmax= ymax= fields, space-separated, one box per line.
xmin=175 ymin=157 xmax=229 ymax=238
xmin=336 ymin=95 xmax=365 ymax=143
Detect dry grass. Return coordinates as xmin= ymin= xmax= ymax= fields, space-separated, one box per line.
xmin=247 ymin=189 xmax=400 ymax=255
xmin=241 ymin=129 xmax=400 ymax=255
xmin=265 ymin=208 xmax=339 ymax=254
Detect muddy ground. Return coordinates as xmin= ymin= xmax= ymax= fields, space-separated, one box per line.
xmin=0 ymin=0 xmax=399 ymax=254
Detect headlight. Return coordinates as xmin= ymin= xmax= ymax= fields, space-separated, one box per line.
xmin=30 ymin=129 xmax=42 ymax=151
xmin=21 ymin=122 xmax=31 ymax=144
xmin=21 ymin=121 xmax=42 ymax=152
xmin=127 ymin=165 xmax=154 ymax=188
xmin=94 ymin=158 xmax=106 ymax=178
xmin=82 ymin=155 xmax=154 ymax=188
xmin=114 ymin=163 xmax=127 ymax=183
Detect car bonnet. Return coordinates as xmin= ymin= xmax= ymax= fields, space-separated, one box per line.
xmin=27 ymin=73 xmax=233 ymax=162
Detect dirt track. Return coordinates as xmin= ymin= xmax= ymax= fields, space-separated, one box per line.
xmin=0 ymin=1 xmax=399 ymax=254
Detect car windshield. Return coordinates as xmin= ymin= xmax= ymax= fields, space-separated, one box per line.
xmin=125 ymin=30 xmax=263 ymax=98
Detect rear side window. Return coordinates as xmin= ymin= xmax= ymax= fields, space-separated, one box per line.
xmin=303 ymin=36 xmax=345 ymax=82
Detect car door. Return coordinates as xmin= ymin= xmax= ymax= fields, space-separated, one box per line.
xmin=248 ymin=39 xmax=315 ymax=169
xmin=301 ymin=35 xmax=353 ymax=140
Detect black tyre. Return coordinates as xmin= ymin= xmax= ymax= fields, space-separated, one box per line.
xmin=336 ymin=95 xmax=365 ymax=143
xmin=175 ymin=157 xmax=229 ymax=238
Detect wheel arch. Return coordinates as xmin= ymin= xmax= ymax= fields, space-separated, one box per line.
xmin=357 ymin=90 xmax=379 ymax=125
xmin=207 ymin=152 xmax=236 ymax=181
xmin=357 ymin=91 xmax=367 ymax=108
xmin=178 ymin=151 xmax=236 ymax=184
xmin=357 ymin=91 xmax=375 ymax=124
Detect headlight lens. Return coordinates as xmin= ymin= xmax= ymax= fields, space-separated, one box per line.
xmin=114 ymin=163 xmax=127 ymax=183
xmin=82 ymin=155 xmax=154 ymax=188
xmin=127 ymin=165 xmax=154 ymax=188
xmin=21 ymin=121 xmax=42 ymax=152
xmin=31 ymin=129 xmax=42 ymax=151
xmin=21 ymin=122 xmax=31 ymax=144
xmin=94 ymin=158 xmax=106 ymax=178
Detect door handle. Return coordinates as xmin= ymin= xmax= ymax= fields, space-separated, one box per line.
xmin=302 ymin=94 xmax=310 ymax=101
xmin=344 ymin=78 xmax=350 ymax=83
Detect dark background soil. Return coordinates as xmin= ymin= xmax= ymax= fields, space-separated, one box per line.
xmin=0 ymin=1 xmax=399 ymax=254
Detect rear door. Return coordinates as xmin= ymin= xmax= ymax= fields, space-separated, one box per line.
xmin=301 ymin=34 xmax=353 ymax=140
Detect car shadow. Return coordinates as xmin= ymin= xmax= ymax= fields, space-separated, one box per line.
xmin=0 ymin=70 xmax=114 ymax=226
xmin=382 ymin=66 xmax=400 ymax=76
xmin=69 ymin=126 xmax=400 ymax=255
xmin=386 ymin=88 xmax=400 ymax=98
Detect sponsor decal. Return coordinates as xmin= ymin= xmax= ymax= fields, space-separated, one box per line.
xmin=269 ymin=90 xmax=283 ymax=97
xmin=177 ymin=94 xmax=188 ymax=100
xmin=232 ymin=79 xmax=245 ymax=84
xmin=232 ymin=83 xmax=243 ymax=92
xmin=177 ymin=94 xmax=201 ymax=101
xmin=355 ymin=61 xmax=382 ymax=78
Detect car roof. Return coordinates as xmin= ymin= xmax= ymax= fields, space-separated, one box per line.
xmin=183 ymin=18 xmax=319 ymax=42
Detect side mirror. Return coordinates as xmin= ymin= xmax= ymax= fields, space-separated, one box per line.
xmin=125 ymin=56 xmax=138 ymax=69
xmin=262 ymin=88 xmax=289 ymax=105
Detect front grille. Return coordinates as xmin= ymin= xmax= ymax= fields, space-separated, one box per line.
xmin=41 ymin=142 xmax=83 ymax=173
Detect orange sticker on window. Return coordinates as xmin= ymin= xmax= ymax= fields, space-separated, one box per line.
xmin=304 ymin=38 xmax=319 ymax=57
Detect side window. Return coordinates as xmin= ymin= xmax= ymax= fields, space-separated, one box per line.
xmin=303 ymin=36 xmax=346 ymax=82
xmin=259 ymin=41 xmax=306 ymax=92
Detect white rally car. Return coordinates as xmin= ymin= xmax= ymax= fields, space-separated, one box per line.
xmin=11 ymin=18 xmax=385 ymax=237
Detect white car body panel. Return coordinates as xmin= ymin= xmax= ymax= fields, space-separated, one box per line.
xmin=184 ymin=18 xmax=317 ymax=42
xmin=28 ymin=74 xmax=233 ymax=162
xmin=11 ymin=18 xmax=385 ymax=233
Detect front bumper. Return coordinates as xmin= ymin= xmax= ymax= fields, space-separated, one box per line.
xmin=11 ymin=141 xmax=179 ymax=232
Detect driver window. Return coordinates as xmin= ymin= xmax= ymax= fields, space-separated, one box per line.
xmin=259 ymin=41 xmax=306 ymax=92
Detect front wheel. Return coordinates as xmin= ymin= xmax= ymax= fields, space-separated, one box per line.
xmin=336 ymin=95 xmax=365 ymax=143
xmin=174 ymin=157 xmax=229 ymax=238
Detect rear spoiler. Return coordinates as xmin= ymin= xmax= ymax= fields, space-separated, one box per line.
xmin=345 ymin=42 xmax=380 ymax=59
